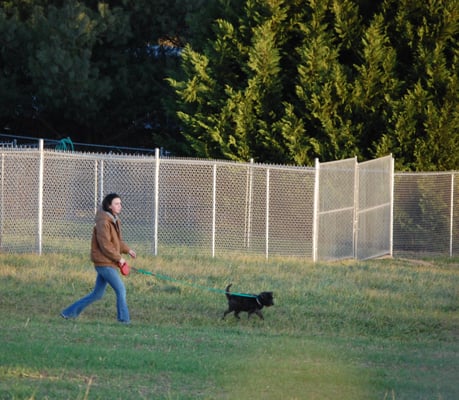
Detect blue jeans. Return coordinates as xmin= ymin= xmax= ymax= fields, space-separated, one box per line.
xmin=61 ymin=267 xmax=130 ymax=323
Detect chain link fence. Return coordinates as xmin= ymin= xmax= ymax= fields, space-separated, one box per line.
xmin=394 ymin=172 xmax=458 ymax=257
xmin=0 ymin=140 xmax=456 ymax=260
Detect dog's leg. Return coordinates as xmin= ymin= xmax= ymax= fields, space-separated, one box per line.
xmin=222 ymin=309 xmax=231 ymax=319
xmin=254 ymin=310 xmax=264 ymax=320
xmin=234 ymin=311 xmax=241 ymax=319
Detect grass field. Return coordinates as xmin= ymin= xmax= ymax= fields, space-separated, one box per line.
xmin=0 ymin=252 xmax=458 ymax=399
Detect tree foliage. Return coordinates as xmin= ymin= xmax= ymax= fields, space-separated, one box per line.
xmin=0 ymin=0 xmax=457 ymax=170
xmin=0 ymin=0 xmax=202 ymax=148
xmin=169 ymin=0 xmax=459 ymax=170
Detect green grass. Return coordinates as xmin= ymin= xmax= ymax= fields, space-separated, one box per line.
xmin=0 ymin=253 xmax=458 ymax=399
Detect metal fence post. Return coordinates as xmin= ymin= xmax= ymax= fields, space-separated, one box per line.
xmin=0 ymin=153 xmax=4 ymax=250
xmin=450 ymin=172 xmax=454 ymax=257
xmin=94 ymin=160 xmax=98 ymax=214
xmin=265 ymin=168 xmax=270 ymax=259
xmin=154 ymin=148 xmax=160 ymax=256
xmin=390 ymin=156 xmax=394 ymax=257
xmin=353 ymin=157 xmax=359 ymax=259
xmin=312 ymin=158 xmax=319 ymax=262
xmin=244 ymin=158 xmax=254 ymax=249
xmin=37 ymin=139 xmax=44 ymax=255
xmin=99 ymin=160 xmax=104 ymax=205
xmin=212 ymin=163 xmax=217 ymax=257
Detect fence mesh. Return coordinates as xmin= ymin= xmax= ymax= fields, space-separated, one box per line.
xmin=317 ymin=158 xmax=357 ymax=260
xmin=102 ymin=157 xmax=158 ymax=255
xmin=42 ymin=153 xmax=96 ymax=254
xmin=265 ymin=167 xmax=315 ymax=257
xmin=0 ymin=151 xmax=40 ymax=253
xmin=0 ymin=145 xmax=456 ymax=260
xmin=393 ymin=172 xmax=457 ymax=257
xmin=356 ymin=156 xmax=393 ymax=259
xmin=158 ymin=160 xmax=213 ymax=253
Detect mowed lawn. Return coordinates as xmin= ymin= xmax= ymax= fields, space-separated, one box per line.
xmin=0 ymin=253 xmax=458 ymax=399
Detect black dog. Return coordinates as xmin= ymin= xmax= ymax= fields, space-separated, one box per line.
xmin=222 ymin=284 xmax=274 ymax=320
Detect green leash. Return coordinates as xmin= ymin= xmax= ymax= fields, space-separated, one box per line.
xmin=132 ymin=267 xmax=257 ymax=298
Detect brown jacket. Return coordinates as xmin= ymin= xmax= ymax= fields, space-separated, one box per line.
xmin=91 ymin=209 xmax=130 ymax=268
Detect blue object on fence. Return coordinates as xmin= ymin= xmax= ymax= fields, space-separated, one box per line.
xmin=55 ymin=137 xmax=74 ymax=152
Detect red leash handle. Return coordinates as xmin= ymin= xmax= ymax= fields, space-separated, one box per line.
xmin=119 ymin=262 xmax=130 ymax=276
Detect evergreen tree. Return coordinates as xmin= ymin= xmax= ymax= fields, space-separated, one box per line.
xmin=169 ymin=0 xmax=290 ymax=162
xmin=0 ymin=0 xmax=196 ymax=149
xmin=292 ymin=0 xmax=358 ymax=163
xmin=2 ymin=0 xmax=457 ymax=168
xmin=169 ymin=0 xmax=459 ymax=170
xmin=351 ymin=12 xmax=400 ymax=158
xmin=0 ymin=1 xmax=128 ymax=138
xmin=376 ymin=0 xmax=459 ymax=171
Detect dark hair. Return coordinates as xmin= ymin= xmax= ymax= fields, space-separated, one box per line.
xmin=102 ymin=193 xmax=120 ymax=213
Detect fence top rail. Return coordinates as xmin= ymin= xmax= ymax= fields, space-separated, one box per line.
xmin=0 ymin=146 xmax=316 ymax=171
xmin=319 ymin=156 xmax=357 ymax=166
xmin=395 ymin=171 xmax=458 ymax=176
xmin=359 ymin=154 xmax=393 ymax=165
xmin=162 ymin=157 xmax=315 ymax=171
xmin=0 ymin=147 xmax=157 ymax=161
xmin=0 ymin=143 xmax=456 ymax=174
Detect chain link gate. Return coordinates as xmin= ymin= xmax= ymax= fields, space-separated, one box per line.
xmin=313 ymin=155 xmax=393 ymax=261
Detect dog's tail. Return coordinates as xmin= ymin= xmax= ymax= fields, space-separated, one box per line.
xmin=225 ymin=283 xmax=232 ymax=299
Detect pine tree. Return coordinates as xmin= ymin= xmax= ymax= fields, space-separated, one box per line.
xmin=0 ymin=0 xmax=192 ymax=148
xmin=352 ymin=12 xmax=400 ymax=158
xmin=375 ymin=0 xmax=459 ymax=170
xmin=293 ymin=0 xmax=358 ymax=162
xmin=169 ymin=0 xmax=290 ymax=162
xmin=169 ymin=0 xmax=458 ymax=170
